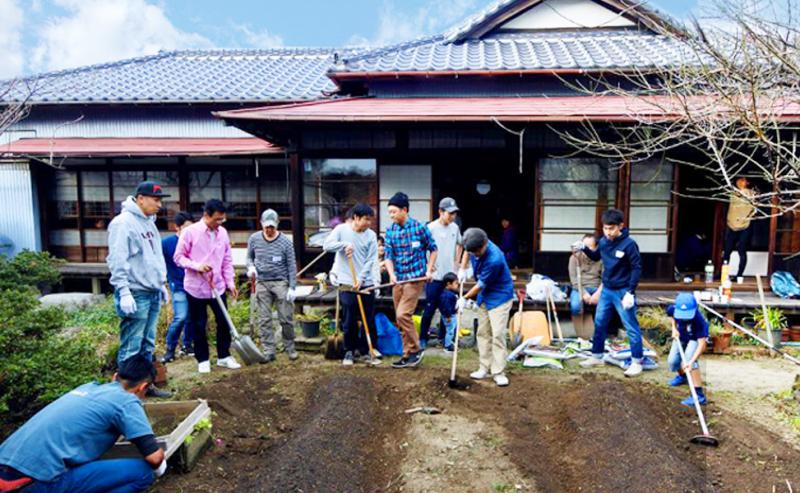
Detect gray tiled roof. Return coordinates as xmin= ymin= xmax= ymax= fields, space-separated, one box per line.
xmin=335 ymin=30 xmax=689 ymax=73
xmin=1 ymin=48 xmax=347 ymax=104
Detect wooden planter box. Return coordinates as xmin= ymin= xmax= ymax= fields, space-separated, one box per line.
xmin=103 ymin=399 xmax=211 ymax=471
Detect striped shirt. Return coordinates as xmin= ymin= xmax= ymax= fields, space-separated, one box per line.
xmin=246 ymin=232 xmax=297 ymax=288
xmin=384 ymin=216 xmax=437 ymax=280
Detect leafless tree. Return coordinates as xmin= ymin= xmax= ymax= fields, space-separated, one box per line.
xmin=556 ymin=0 xmax=800 ymax=220
xmin=0 ymin=79 xmax=34 ymax=140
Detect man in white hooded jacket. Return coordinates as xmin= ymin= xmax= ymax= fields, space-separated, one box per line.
xmin=106 ymin=181 xmax=171 ymax=398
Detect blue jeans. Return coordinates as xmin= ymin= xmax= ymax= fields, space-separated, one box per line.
xmin=114 ymin=289 xmax=160 ymax=365
xmin=668 ymin=339 xmax=700 ymax=372
xmin=569 ymin=286 xmax=598 ymax=315
xmin=165 ymin=287 xmax=192 ymax=351
xmin=442 ymin=316 xmax=457 ymax=349
xmin=420 ymin=280 xmax=445 ymax=343
xmin=592 ymin=287 xmax=643 ymax=360
xmin=28 ymin=459 xmax=153 ymax=493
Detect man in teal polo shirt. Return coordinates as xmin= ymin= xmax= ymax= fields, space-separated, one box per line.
xmin=0 ymin=355 xmax=166 ymax=493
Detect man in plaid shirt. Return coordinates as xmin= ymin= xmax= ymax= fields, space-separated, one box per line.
xmin=384 ymin=192 xmax=438 ymax=368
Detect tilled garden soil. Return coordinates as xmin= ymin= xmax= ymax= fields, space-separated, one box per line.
xmin=154 ymin=363 xmax=800 ymax=492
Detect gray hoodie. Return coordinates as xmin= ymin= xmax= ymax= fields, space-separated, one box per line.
xmin=106 ymin=197 xmax=167 ymax=295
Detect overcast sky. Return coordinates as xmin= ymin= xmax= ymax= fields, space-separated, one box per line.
xmin=0 ymin=0 xmax=699 ymax=79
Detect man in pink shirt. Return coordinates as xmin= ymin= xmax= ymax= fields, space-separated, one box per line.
xmin=174 ymin=199 xmax=241 ymax=373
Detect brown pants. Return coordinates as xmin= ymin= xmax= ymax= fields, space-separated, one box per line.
xmin=392 ymin=281 xmax=424 ymax=356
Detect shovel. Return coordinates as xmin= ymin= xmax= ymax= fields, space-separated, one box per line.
xmin=448 ymin=281 xmax=470 ymax=390
xmin=347 ymin=256 xmax=378 ymax=364
xmin=206 ymin=275 xmax=268 ymax=365
xmin=511 ymin=289 xmax=525 ymax=346
xmin=675 ymin=338 xmax=719 ymax=447
xmin=325 ymin=287 xmax=344 ymax=360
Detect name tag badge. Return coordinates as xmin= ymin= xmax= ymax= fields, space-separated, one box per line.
xmin=272 ymin=255 xmax=282 ymax=262
xmin=615 ymin=250 xmax=625 ymax=259
xmin=411 ymin=241 xmax=421 ymax=248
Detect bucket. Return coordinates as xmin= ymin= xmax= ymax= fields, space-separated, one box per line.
xmin=300 ymin=320 xmax=320 ymax=338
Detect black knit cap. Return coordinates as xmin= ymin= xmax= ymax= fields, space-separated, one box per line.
xmin=388 ymin=192 xmax=409 ymax=210
xmin=118 ymin=354 xmax=156 ymax=384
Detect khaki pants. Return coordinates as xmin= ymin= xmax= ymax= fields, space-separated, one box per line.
xmin=255 ymin=280 xmax=295 ymax=355
xmin=476 ymin=299 xmax=513 ymax=376
xmin=392 ymin=281 xmax=424 ymax=356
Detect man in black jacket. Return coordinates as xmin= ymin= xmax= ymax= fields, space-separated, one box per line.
xmin=576 ymin=209 xmax=645 ymax=377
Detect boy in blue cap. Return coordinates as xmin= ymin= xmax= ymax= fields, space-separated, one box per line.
xmin=666 ymin=292 xmax=709 ymax=406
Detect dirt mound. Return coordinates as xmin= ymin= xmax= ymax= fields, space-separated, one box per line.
xmin=240 ymin=374 xmax=393 ymax=493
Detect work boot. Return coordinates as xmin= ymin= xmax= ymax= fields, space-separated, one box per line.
xmin=624 ymin=361 xmax=644 ymax=377
xmin=579 ymin=356 xmax=605 ymax=368
xmin=146 ymin=384 xmax=172 ymax=399
xmin=160 ymin=348 xmax=176 ymax=364
xmin=668 ymin=374 xmax=688 ymax=387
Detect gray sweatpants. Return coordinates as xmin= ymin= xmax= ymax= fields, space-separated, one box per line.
xmin=255 ymin=280 xmax=295 ymax=355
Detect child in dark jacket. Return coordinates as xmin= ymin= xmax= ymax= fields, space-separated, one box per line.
xmin=666 ymin=293 xmax=709 ymax=406
xmin=438 ymin=273 xmax=459 ymax=351
xmin=577 ymin=209 xmax=645 ymax=377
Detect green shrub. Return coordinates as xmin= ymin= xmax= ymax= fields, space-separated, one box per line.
xmin=0 ymin=251 xmax=63 ymax=292
xmin=0 ymin=290 xmax=102 ymax=421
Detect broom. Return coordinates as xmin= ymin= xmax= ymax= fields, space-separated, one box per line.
xmin=325 ymin=287 xmax=344 ymax=360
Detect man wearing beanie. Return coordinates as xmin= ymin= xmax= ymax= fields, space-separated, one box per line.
xmin=458 ymin=228 xmax=514 ymax=387
xmin=384 ymin=192 xmax=438 ymax=368
xmin=247 ymin=209 xmax=299 ymax=361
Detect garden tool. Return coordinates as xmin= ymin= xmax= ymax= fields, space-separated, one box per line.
xmin=756 ymin=275 xmax=776 ymax=348
xmin=547 ymin=286 xmax=564 ymax=342
xmin=572 ymin=262 xmax=594 ymax=339
xmin=347 ymin=256 xmax=377 ymax=363
xmin=511 ymin=289 xmax=525 ymax=346
xmin=448 ymin=281 xmax=470 ymax=390
xmin=325 ymin=287 xmax=344 ymax=360
xmin=296 ymin=250 xmax=329 ymax=278
xmin=360 ymin=277 xmax=429 ymax=294
xmin=699 ymin=302 xmax=800 ymax=366
xmin=206 ymin=275 xmax=267 ymax=365
xmin=675 ymin=337 xmax=719 ymax=447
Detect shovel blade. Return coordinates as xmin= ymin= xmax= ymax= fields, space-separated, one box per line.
xmin=690 ymin=434 xmax=719 ymax=447
xmin=447 ymin=378 xmax=470 ymax=390
xmin=233 ymin=336 xmax=268 ymax=365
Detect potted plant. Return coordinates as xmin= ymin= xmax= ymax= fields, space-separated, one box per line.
xmin=708 ymin=320 xmax=734 ymax=354
xmin=297 ymin=312 xmax=324 ymax=338
xmin=746 ymin=306 xmax=788 ymax=348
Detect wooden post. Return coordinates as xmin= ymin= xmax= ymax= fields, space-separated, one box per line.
xmin=768 ymin=189 xmax=779 ymax=275
xmin=289 ymin=153 xmax=303 ymax=266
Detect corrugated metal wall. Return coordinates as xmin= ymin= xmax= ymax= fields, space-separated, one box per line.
xmin=0 ymin=161 xmax=40 ymax=256
xmin=1 ymin=105 xmax=251 ymax=145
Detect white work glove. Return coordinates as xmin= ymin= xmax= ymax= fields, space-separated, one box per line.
xmin=457 ymin=268 xmax=467 ymax=283
xmin=571 ymin=240 xmax=584 ymax=253
xmin=622 ymin=292 xmax=635 ymax=310
xmin=155 ymin=459 xmax=167 ymax=478
xmin=286 ymin=288 xmax=297 ymax=303
xmin=455 ymin=297 xmax=474 ymax=312
xmin=159 ymin=285 xmax=170 ymax=306
xmin=119 ymin=292 xmax=137 ymax=315
xmin=247 ymin=265 xmax=257 ymax=279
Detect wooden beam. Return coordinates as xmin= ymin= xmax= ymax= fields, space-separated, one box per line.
xmin=289 ymin=153 xmax=303 ymax=266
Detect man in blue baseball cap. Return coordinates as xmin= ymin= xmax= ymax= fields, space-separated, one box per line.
xmin=666 ymin=292 xmax=710 ymax=406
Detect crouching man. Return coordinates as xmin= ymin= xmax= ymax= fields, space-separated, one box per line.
xmin=459 ymin=228 xmax=515 ymax=387
xmin=0 ymin=355 xmax=166 ymax=493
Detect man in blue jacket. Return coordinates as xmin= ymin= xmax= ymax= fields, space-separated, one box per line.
xmin=0 ymin=355 xmax=166 ymax=493
xmin=161 ymin=211 xmax=194 ymax=363
xmin=577 ymin=209 xmax=645 ymax=377
xmin=458 ymin=228 xmax=515 ymax=387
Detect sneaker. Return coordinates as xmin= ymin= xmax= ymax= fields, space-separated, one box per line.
xmin=260 ymin=353 xmax=276 ymax=364
xmin=366 ymin=355 xmax=382 ymax=366
xmin=146 ymin=384 xmax=172 ymax=398
xmin=493 ymin=374 xmax=509 ymax=387
xmin=160 ymin=349 xmax=176 ymax=364
xmin=407 ymin=351 xmax=424 ymax=368
xmin=342 ymin=351 xmax=354 ymax=367
xmin=182 ymin=345 xmax=195 ymax=357
xmin=217 ymin=356 xmax=242 ymax=370
xmin=287 ymin=349 xmax=299 ymax=361
xmin=444 ymin=346 xmax=454 ymax=353
xmin=580 ymin=357 xmax=605 ymax=368
xmin=470 ymin=369 xmax=489 ymax=380
xmin=668 ymin=374 xmax=688 ymax=387
xmin=198 ymin=360 xmax=211 ymax=374
xmin=681 ymin=392 xmax=707 ymax=407
xmin=392 ymin=357 xmax=410 ymax=369
xmin=624 ymin=361 xmax=643 ymax=377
